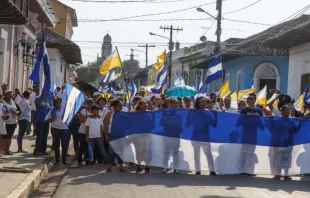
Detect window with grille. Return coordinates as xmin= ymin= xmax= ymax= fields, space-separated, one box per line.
xmin=301 ymin=73 xmax=310 ymax=94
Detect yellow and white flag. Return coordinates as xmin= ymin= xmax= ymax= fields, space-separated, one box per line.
xmin=99 ymin=50 xmax=122 ymax=75
xmin=238 ymin=88 xmax=256 ymax=100
xmin=153 ymin=51 xmax=166 ymax=71
xmin=294 ymin=94 xmax=305 ymax=112
xmin=255 ymin=85 xmax=267 ymax=108
xmin=219 ymin=79 xmax=230 ymax=99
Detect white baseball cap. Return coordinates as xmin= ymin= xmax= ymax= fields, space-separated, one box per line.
xmin=93 ymin=92 xmax=100 ymax=97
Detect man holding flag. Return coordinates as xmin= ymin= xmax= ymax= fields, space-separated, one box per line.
xmin=29 ymin=35 xmax=53 ymax=156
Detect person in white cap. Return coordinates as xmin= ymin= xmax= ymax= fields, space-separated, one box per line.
xmin=93 ymin=92 xmax=101 ymax=103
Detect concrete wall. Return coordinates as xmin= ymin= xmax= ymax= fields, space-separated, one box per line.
xmin=211 ymin=55 xmax=289 ymax=93
xmin=288 ymin=43 xmax=310 ymax=100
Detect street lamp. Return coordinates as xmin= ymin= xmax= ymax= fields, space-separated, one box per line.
xmin=149 ymin=32 xmax=170 ymax=40
xmin=196 ymin=8 xmax=217 ymax=20
xmin=197 ymin=7 xmax=222 ymax=54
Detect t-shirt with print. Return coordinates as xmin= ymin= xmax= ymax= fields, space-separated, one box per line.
xmin=51 ymin=108 xmax=68 ymax=130
xmin=240 ymin=107 xmax=263 ymax=116
xmin=78 ymin=109 xmax=92 ymax=134
xmin=85 ymin=117 xmax=102 ymax=138
xmin=35 ymin=97 xmax=52 ymax=124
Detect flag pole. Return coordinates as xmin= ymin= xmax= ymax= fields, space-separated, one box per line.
xmin=115 ymin=47 xmax=130 ymax=98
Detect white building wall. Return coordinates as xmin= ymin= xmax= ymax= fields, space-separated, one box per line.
xmin=65 ymin=13 xmax=73 ymax=40
xmin=48 ymin=48 xmax=64 ymax=87
xmin=287 ymin=42 xmax=310 ymax=99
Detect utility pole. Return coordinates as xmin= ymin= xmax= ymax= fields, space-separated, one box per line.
xmin=160 ymin=25 xmax=183 ymax=88
xmin=216 ymin=0 xmax=222 ymax=47
xmin=138 ymin=44 xmax=155 ymax=68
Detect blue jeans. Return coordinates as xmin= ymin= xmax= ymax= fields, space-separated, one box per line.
xmin=34 ymin=122 xmax=50 ymax=154
xmin=51 ymin=127 xmax=69 ymax=162
xmin=17 ymin=119 xmax=29 ymax=150
xmin=89 ymin=138 xmax=108 ymax=164
xmin=107 ymin=143 xmax=123 ymax=165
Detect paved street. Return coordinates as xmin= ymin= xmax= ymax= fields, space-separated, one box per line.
xmin=53 ymin=166 xmax=310 ymax=198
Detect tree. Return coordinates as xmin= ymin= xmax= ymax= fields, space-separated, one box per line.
xmin=75 ymin=67 xmax=99 ymax=83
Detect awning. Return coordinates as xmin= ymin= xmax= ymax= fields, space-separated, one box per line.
xmin=37 ymin=29 xmax=82 ymax=64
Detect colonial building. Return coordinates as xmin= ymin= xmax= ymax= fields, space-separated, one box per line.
xmin=0 ymin=0 xmax=57 ymax=91
xmin=180 ymin=16 xmax=310 ymax=96
xmin=42 ymin=0 xmax=82 ymax=87
xmin=262 ymin=14 xmax=310 ymax=100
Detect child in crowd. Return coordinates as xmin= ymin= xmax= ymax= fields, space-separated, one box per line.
xmin=85 ymin=105 xmax=108 ymax=165
xmin=77 ymin=98 xmax=93 ymax=166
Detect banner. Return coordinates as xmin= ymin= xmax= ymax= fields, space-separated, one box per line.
xmin=110 ymin=110 xmax=310 ymax=175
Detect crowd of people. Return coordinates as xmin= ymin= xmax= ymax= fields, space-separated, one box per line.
xmin=0 ymin=82 xmax=310 ymax=180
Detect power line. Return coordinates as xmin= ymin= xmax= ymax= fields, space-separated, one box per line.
xmin=223 ymin=0 xmax=262 ymax=15
xmin=64 ymin=0 xmax=191 ymax=2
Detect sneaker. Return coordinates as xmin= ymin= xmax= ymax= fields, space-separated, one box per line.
xmin=273 ymin=175 xmax=281 ymax=180
xmin=173 ymin=169 xmax=180 ymax=174
xmin=42 ymin=152 xmax=50 ymax=156
xmin=210 ymin=171 xmax=217 ymax=176
xmin=247 ymin=174 xmax=256 ymax=177
xmin=106 ymin=167 xmax=112 ymax=172
xmin=196 ymin=171 xmax=201 ymax=175
xmin=33 ymin=152 xmax=43 ymax=156
xmin=62 ymin=161 xmax=68 ymax=165
xmin=162 ymin=169 xmax=169 ymax=174
xmin=17 ymin=149 xmax=28 ymax=153
xmin=136 ymin=166 xmax=143 ymax=173
xmin=284 ymin=176 xmax=292 ymax=180
xmin=145 ymin=166 xmax=151 ymax=173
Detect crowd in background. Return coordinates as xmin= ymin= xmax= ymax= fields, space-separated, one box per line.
xmin=1 ymin=82 xmax=310 ymax=180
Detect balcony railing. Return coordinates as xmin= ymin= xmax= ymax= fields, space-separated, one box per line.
xmin=0 ymin=0 xmax=29 ymax=24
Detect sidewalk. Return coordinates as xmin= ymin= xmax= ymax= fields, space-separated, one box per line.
xmin=0 ymin=127 xmax=53 ymax=198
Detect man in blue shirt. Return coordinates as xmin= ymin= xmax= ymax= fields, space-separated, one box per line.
xmin=240 ymin=93 xmax=263 ymax=116
xmin=238 ymin=93 xmax=263 ymax=177
xmin=33 ymin=92 xmax=52 ymax=156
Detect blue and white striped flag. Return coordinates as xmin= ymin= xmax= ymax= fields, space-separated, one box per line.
xmin=29 ymin=35 xmax=52 ymax=102
xmin=60 ymin=84 xmax=87 ymax=125
xmin=151 ymin=64 xmax=167 ymax=94
xmin=174 ymin=73 xmax=185 ymax=87
xmin=130 ymin=79 xmax=137 ymax=102
xmin=205 ymin=56 xmax=223 ymax=84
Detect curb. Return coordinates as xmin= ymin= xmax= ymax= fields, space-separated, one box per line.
xmin=6 ymin=157 xmax=54 ymax=198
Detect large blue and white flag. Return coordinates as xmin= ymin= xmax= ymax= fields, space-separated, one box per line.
xmin=205 ymin=56 xmax=223 ymax=84
xmin=109 ymin=110 xmax=310 ymax=176
xmin=151 ymin=64 xmax=167 ymax=94
xmin=29 ymin=36 xmax=52 ymax=102
xmin=60 ymin=84 xmax=87 ymax=125
xmin=174 ymin=73 xmax=185 ymax=87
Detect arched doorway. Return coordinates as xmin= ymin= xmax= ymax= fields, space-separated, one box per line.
xmin=253 ymin=62 xmax=280 ymax=97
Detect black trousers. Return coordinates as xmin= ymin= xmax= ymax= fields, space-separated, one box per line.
xmin=51 ymin=127 xmax=69 ymax=162
xmin=77 ymin=133 xmax=89 ymax=164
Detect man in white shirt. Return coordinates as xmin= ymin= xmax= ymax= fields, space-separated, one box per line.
xmin=28 ymin=87 xmax=40 ymax=136
xmin=223 ymin=97 xmax=238 ymax=114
